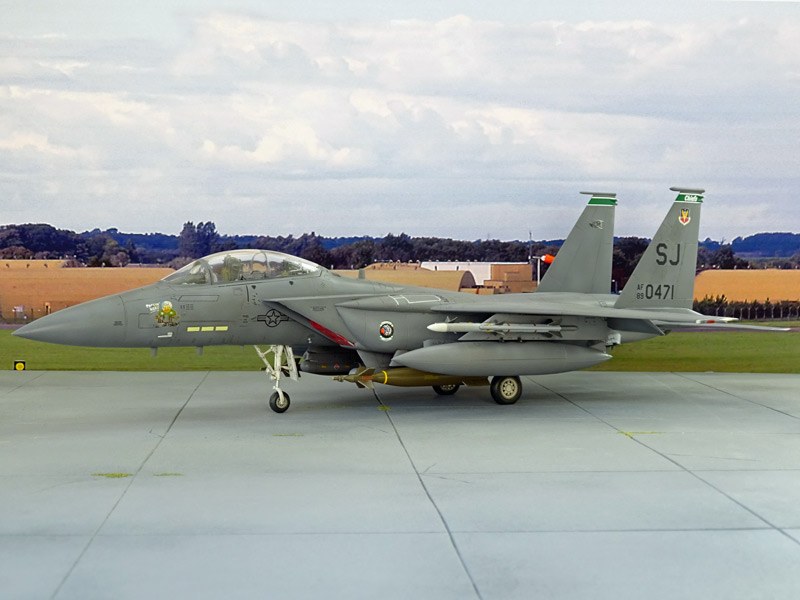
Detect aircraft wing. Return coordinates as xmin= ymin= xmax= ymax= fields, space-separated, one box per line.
xmin=428 ymin=298 xmax=790 ymax=333
xmin=429 ymin=298 xmax=703 ymax=323
xmin=649 ymin=321 xmax=791 ymax=332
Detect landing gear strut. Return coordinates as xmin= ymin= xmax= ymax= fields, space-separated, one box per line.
xmin=490 ymin=375 xmax=522 ymax=405
xmin=254 ymin=345 xmax=298 ymax=413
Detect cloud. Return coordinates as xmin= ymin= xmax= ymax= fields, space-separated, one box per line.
xmin=1 ymin=9 xmax=799 ymax=240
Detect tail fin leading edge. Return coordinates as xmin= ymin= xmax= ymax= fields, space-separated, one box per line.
xmin=616 ymin=187 xmax=704 ymax=310
xmin=536 ymin=192 xmax=616 ymax=294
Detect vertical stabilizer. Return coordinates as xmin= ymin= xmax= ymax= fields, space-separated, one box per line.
xmin=615 ymin=187 xmax=704 ymax=309
xmin=536 ymin=192 xmax=617 ymax=294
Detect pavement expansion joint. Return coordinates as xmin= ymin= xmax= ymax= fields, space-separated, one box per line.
xmin=50 ymin=372 xmax=210 ymax=599
xmin=536 ymin=379 xmax=800 ymax=547
xmin=374 ymin=387 xmax=484 ymax=600
xmin=677 ymin=372 xmax=800 ymax=422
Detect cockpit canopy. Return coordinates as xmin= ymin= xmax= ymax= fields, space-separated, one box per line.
xmin=162 ymin=250 xmax=321 ymax=285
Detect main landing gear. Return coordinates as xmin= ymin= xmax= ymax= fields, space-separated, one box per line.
xmin=254 ymin=345 xmax=298 ymax=413
xmin=435 ymin=376 xmax=523 ymax=405
xmin=489 ymin=375 xmax=522 ymax=405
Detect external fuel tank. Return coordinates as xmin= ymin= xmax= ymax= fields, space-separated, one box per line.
xmin=393 ymin=341 xmax=611 ymax=376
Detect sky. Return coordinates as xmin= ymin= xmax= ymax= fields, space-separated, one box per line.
xmin=1 ymin=1 xmax=799 ymax=241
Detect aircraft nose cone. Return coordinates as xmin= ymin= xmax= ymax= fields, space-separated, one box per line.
xmin=13 ymin=295 xmax=127 ymax=347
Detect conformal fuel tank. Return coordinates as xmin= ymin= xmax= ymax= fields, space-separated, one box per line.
xmin=393 ymin=341 xmax=611 ymax=376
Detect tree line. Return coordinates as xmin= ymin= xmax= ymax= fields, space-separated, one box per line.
xmin=0 ymin=224 xmax=135 ymax=267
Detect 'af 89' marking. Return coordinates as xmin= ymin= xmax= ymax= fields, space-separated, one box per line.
xmin=635 ymin=283 xmax=674 ymax=301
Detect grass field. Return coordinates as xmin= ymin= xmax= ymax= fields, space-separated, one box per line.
xmin=2 ymin=326 xmax=798 ymax=374
xmin=2 ymin=330 xmax=262 ymax=371
xmin=592 ymin=328 xmax=800 ymax=373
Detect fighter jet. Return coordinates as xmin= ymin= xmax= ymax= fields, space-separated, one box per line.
xmin=14 ymin=187 xmax=782 ymax=413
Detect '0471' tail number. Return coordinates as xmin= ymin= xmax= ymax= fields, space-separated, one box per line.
xmin=635 ymin=283 xmax=674 ymax=300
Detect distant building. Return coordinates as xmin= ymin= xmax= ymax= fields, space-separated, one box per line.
xmin=421 ymin=262 xmax=536 ymax=294
xmin=336 ymin=261 xmax=535 ymax=294
xmin=420 ymin=262 xmax=495 ymax=285
xmin=334 ymin=262 xmax=476 ymax=292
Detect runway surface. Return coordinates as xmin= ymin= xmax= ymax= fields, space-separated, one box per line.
xmin=2 ymin=370 xmax=800 ymax=599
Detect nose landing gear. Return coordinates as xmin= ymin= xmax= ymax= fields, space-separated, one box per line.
xmin=255 ymin=345 xmax=298 ymax=413
xmin=269 ymin=391 xmax=290 ymax=413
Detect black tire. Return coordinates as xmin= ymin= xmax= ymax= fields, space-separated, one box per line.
xmin=490 ymin=376 xmax=522 ymax=405
xmin=269 ymin=391 xmax=290 ymax=413
xmin=432 ymin=384 xmax=460 ymax=396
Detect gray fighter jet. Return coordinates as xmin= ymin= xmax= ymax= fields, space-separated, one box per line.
xmin=14 ymin=187 xmax=782 ymax=413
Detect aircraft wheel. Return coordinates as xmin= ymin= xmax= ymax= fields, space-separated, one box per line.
xmin=490 ymin=376 xmax=522 ymax=405
xmin=269 ymin=391 xmax=290 ymax=413
xmin=432 ymin=384 xmax=460 ymax=396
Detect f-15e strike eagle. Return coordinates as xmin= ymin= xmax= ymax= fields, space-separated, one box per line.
xmin=14 ymin=187 xmax=783 ymax=413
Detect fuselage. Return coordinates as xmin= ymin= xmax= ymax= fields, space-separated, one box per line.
xmin=13 ymin=249 xmax=656 ymax=355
